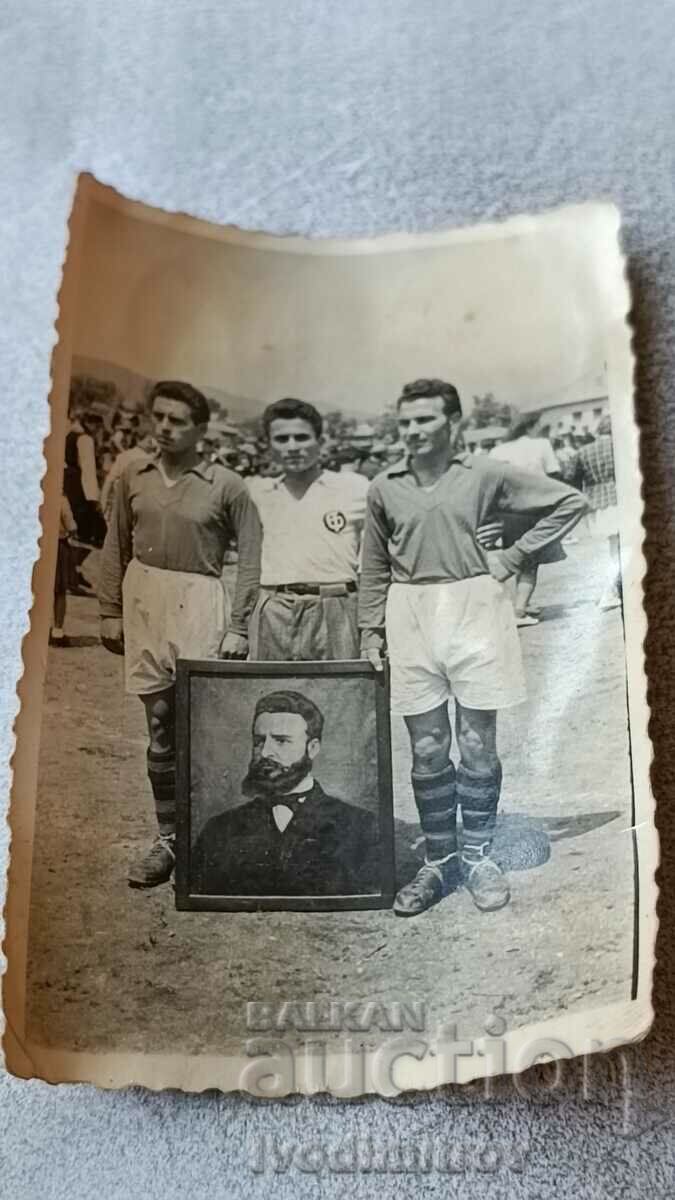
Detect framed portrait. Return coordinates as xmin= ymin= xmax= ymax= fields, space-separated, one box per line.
xmin=175 ymin=659 xmax=395 ymax=911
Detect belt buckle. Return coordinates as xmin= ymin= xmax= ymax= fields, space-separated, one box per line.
xmin=284 ymin=583 xmax=315 ymax=596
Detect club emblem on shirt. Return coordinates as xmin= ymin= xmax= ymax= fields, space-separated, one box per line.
xmin=323 ymin=510 xmax=347 ymax=534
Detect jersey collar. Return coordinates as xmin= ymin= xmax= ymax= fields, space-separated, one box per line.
xmin=383 ymin=450 xmax=473 ymax=477
xmin=138 ymin=452 xmax=215 ymax=481
xmin=263 ymin=468 xmax=329 ymax=490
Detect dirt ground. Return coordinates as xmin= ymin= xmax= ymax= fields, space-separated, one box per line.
xmin=24 ymin=537 xmax=636 ymax=1055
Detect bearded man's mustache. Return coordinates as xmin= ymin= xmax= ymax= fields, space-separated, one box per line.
xmin=242 ymin=750 xmax=313 ymax=797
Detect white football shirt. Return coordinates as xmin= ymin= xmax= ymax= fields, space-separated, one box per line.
xmin=490 ymin=436 xmax=560 ymax=475
xmin=248 ymin=469 xmax=370 ymax=585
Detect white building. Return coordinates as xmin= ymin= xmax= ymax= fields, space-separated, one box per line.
xmin=516 ymin=366 xmax=609 ymax=438
xmin=537 ymin=395 xmax=609 ymax=438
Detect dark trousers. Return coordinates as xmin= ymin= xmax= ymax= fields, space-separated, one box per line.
xmin=249 ymin=588 xmax=359 ymax=661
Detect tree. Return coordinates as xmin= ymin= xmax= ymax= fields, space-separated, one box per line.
xmin=372 ymin=412 xmax=399 ymax=442
xmin=69 ymin=374 xmax=123 ymax=415
xmin=204 ymin=394 xmax=228 ymax=418
xmin=469 ymin=392 xmax=517 ymax=429
xmin=322 ymin=410 xmax=355 ymax=445
xmin=237 ymin=416 xmax=265 ymax=444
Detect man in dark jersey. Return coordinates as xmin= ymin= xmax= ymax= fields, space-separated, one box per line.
xmin=359 ymin=378 xmax=587 ymax=918
xmin=99 ymin=380 xmax=262 ymax=888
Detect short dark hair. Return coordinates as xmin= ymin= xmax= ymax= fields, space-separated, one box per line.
xmin=149 ymin=380 xmax=211 ymax=427
xmin=504 ymin=410 xmax=541 ymax=442
xmin=396 ymin=378 xmax=462 ymax=419
xmin=262 ymin=398 xmax=323 ymax=440
xmin=253 ymin=690 xmax=324 ymax=742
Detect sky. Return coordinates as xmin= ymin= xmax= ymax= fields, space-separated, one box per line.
xmin=72 ymin=197 xmax=609 ymax=421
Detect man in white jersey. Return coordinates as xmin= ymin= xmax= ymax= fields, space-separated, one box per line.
xmin=248 ymin=398 xmax=369 ymax=661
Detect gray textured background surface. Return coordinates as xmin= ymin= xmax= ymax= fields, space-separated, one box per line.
xmin=1 ymin=1 xmax=674 ymax=1195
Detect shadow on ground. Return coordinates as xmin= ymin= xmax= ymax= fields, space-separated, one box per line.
xmin=393 ymin=809 xmax=621 ymax=888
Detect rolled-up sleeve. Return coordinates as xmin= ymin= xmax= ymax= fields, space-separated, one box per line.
xmin=496 ymin=465 xmax=588 ymax=572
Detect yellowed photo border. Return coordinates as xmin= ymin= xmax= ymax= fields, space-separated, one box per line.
xmin=3 ymin=178 xmax=655 ymax=1094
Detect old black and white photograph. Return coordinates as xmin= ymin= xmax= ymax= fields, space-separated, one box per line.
xmin=4 ymin=179 xmax=653 ymax=1092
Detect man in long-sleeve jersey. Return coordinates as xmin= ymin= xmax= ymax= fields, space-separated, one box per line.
xmin=99 ymin=380 xmax=262 ymax=888
xmin=359 ymin=378 xmax=587 ymax=918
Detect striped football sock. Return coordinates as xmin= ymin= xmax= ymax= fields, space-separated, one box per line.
xmin=411 ymin=763 xmax=458 ymax=864
xmin=147 ymin=747 xmax=176 ymax=838
xmin=457 ymin=762 xmax=502 ymax=863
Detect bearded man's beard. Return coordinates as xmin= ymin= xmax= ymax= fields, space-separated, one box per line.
xmin=242 ymin=750 xmax=313 ymax=798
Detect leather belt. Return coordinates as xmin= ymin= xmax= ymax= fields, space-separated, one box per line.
xmin=271 ymin=581 xmax=357 ymax=597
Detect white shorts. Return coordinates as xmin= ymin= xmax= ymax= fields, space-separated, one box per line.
xmin=122 ymin=559 xmax=229 ymax=695
xmin=385 ymin=577 xmax=526 ymax=716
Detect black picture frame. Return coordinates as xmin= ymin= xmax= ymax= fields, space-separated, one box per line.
xmin=175 ymin=659 xmax=395 ymax=912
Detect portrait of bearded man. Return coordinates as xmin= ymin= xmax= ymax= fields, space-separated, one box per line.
xmin=192 ymin=690 xmax=379 ymax=897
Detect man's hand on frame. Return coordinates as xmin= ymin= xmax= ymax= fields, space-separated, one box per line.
xmin=219 ymin=632 xmax=249 ymax=660
xmin=361 ymin=646 xmax=385 ymax=673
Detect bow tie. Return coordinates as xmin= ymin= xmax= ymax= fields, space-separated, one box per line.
xmin=270 ymin=789 xmax=313 ymax=833
xmin=268 ymin=789 xmax=312 ymax=813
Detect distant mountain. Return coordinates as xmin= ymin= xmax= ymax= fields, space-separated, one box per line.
xmin=69 ymin=356 xmax=375 ymax=425
xmin=71 ymin=356 xmax=259 ymax=420
xmin=71 ymin=357 xmax=151 ymax=409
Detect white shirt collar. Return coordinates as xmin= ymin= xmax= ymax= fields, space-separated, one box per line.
xmin=260 ymin=470 xmax=331 ymax=491
xmin=286 ymin=772 xmax=315 ymax=795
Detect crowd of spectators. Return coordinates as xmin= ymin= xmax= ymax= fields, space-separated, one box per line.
xmin=55 ymin=382 xmax=615 ymax=637
xmin=66 ymin=375 xmax=609 ymax=500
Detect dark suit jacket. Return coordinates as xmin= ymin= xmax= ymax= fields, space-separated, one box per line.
xmin=192 ymin=781 xmax=379 ymax=896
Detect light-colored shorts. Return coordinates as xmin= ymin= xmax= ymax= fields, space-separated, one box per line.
xmin=122 ymin=559 xmax=229 ymax=695
xmin=385 ymin=577 xmax=526 ymax=716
